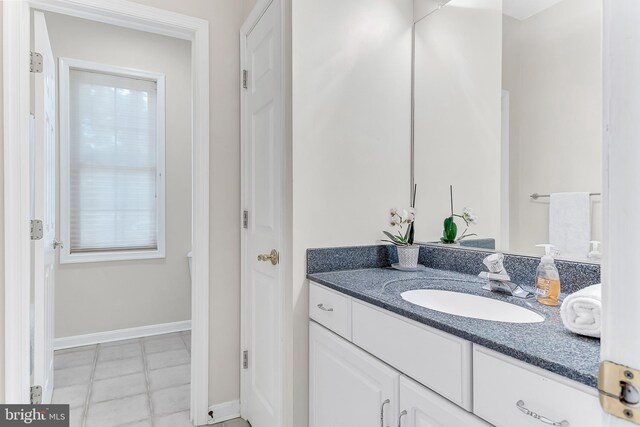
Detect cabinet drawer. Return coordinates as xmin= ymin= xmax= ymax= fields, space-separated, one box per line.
xmin=352 ymin=300 xmax=473 ymax=410
xmin=309 ymin=282 xmax=351 ymax=340
xmin=473 ymin=346 xmax=602 ymax=427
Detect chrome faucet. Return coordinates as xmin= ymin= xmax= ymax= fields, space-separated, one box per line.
xmin=479 ymin=253 xmax=533 ymax=299
xmin=482 ymin=280 xmax=533 ymax=299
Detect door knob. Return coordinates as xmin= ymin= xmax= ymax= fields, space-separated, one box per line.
xmin=257 ymin=249 xmax=279 ymax=265
xmin=53 ymin=239 xmax=63 ymax=249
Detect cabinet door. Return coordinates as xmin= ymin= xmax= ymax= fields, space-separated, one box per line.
xmin=399 ymin=376 xmax=491 ymax=427
xmin=310 ymin=321 xmax=399 ymax=427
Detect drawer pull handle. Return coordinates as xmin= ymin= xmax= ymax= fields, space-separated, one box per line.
xmin=317 ymin=304 xmax=333 ymax=312
xmin=397 ymin=410 xmax=407 ymax=427
xmin=516 ymin=400 xmax=569 ymax=426
xmin=380 ymin=399 xmax=390 ymax=427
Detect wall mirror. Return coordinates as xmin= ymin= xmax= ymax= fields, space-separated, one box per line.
xmin=412 ymin=0 xmax=602 ymax=262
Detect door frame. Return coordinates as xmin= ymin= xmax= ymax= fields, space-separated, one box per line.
xmin=601 ymin=0 xmax=640 ymax=425
xmin=3 ymin=1 xmax=211 ymax=425
xmin=239 ymin=0 xmax=291 ymax=423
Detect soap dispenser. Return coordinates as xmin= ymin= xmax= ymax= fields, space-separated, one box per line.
xmin=535 ymin=244 xmax=561 ymax=306
xmin=588 ymin=241 xmax=602 ymax=260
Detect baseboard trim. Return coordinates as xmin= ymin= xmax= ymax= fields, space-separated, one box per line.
xmin=208 ymin=400 xmax=241 ymax=424
xmin=54 ymin=320 xmax=192 ymax=350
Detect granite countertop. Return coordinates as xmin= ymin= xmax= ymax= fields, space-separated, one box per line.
xmin=307 ymin=266 xmax=601 ymax=388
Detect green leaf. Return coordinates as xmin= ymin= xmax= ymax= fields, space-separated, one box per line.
xmin=404 ymin=223 xmax=412 ymax=241
xmin=383 ymin=231 xmax=403 ymax=244
xmin=442 ymin=216 xmax=457 ymax=243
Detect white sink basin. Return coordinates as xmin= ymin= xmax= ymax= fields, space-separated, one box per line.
xmin=400 ymin=289 xmax=544 ymax=323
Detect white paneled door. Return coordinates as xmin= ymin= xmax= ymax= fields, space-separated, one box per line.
xmin=33 ymin=10 xmax=57 ymax=405
xmin=241 ymin=1 xmax=283 ymax=426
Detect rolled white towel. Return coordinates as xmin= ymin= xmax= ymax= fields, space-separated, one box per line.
xmin=560 ymin=284 xmax=602 ymax=338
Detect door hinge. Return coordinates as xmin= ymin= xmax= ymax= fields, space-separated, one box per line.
xmin=598 ymin=360 xmax=640 ymax=424
xmin=30 ymin=220 xmax=43 ymax=240
xmin=243 ymin=350 xmax=249 ymax=369
xmin=242 ymin=69 xmax=248 ymax=89
xmin=30 ymin=51 xmax=43 ymax=73
xmin=30 ymin=385 xmax=42 ymax=404
xmin=243 ymin=210 xmax=249 ymax=229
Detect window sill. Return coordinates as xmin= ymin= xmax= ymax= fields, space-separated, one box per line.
xmin=60 ymin=249 xmax=166 ymax=264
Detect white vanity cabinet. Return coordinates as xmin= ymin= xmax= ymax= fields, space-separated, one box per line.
xmin=398 ymin=375 xmax=491 ymax=427
xmin=309 ymin=281 xmax=601 ymax=427
xmin=309 ymin=321 xmax=489 ymax=427
xmin=473 ymin=346 xmax=601 ymax=427
xmin=352 ymin=299 xmax=473 ymax=410
xmin=309 ymin=321 xmax=398 ymax=427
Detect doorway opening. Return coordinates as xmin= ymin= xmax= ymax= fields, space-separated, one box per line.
xmin=33 ymin=10 xmax=193 ymax=425
xmin=4 ymin=1 xmax=211 ymax=425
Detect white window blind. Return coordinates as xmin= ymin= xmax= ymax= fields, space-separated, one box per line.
xmin=68 ymin=69 xmax=159 ymax=253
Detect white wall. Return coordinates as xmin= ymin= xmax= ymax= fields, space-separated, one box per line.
xmin=126 ymin=0 xmax=256 ymax=408
xmin=503 ymin=0 xmax=602 ymax=255
xmin=0 ymin=0 xmax=253 ymax=409
xmin=291 ymin=0 xmax=413 ymax=425
xmin=413 ymin=0 xmax=503 ymax=244
xmin=414 ymin=0 xmax=446 ymax=22
xmin=44 ymin=12 xmax=193 ymax=339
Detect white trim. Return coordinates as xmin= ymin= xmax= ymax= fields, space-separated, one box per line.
xmin=58 ymin=57 xmax=167 ymax=264
xmin=208 ymin=400 xmax=241 ymax=424
xmin=3 ymin=0 xmax=32 ymax=404
xmin=500 ymin=90 xmax=510 ymax=251
xmin=601 ymin=0 xmax=640 ymax=425
xmin=3 ymin=2 xmax=210 ymax=425
xmin=53 ymin=320 xmax=191 ymax=350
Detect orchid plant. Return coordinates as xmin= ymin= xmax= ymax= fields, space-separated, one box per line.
xmin=383 ymin=208 xmax=416 ymax=246
xmin=441 ymin=185 xmax=479 ymax=244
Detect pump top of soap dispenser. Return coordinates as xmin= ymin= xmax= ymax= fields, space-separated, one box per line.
xmin=536 ymin=244 xmax=557 ymax=264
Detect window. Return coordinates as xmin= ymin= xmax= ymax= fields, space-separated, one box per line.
xmin=60 ymin=58 xmax=165 ymax=263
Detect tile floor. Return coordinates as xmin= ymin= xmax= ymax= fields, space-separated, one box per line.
xmin=211 ymin=419 xmax=250 ymax=427
xmin=51 ymin=331 xmax=246 ymax=427
xmin=53 ymin=331 xmax=251 ymax=427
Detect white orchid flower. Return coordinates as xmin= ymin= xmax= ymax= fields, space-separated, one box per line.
xmin=462 ymin=207 xmax=478 ymax=225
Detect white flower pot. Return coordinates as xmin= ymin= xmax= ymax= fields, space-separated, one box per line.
xmin=397 ymin=245 xmax=420 ymax=269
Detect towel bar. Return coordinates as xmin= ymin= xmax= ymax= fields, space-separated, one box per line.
xmin=530 ymin=192 xmax=601 ymax=200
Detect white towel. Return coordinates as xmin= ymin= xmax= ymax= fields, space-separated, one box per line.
xmin=560 ymin=284 xmax=601 ymax=338
xmin=549 ymin=192 xmax=591 ymax=259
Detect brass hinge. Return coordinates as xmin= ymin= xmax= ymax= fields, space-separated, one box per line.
xmin=30 ymin=51 xmax=43 ymax=73
xmin=598 ymin=360 xmax=640 ymax=424
xmin=30 ymin=385 xmax=42 ymax=404
xmin=30 ymin=219 xmax=43 ymax=240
